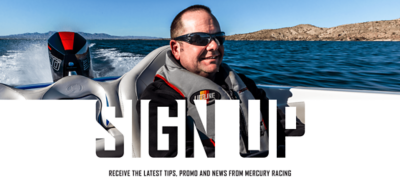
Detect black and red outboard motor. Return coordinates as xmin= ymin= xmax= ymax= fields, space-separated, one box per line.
xmin=47 ymin=32 xmax=93 ymax=82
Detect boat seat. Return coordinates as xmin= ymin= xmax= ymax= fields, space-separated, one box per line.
xmin=118 ymin=45 xmax=170 ymax=157
xmin=0 ymin=82 xmax=55 ymax=100
xmin=0 ymin=84 xmax=26 ymax=100
xmin=0 ymin=75 xmax=121 ymax=129
xmin=0 ymin=75 xmax=124 ymax=157
xmin=41 ymin=75 xmax=116 ymax=128
xmin=41 ymin=75 xmax=125 ymax=157
xmin=0 ymin=45 xmax=171 ymax=158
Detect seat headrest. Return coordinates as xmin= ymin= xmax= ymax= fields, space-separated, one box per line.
xmin=119 ymin=45 xmax=171 ymax=101
xmin=118 ymin=45 xmax=171 ymax=158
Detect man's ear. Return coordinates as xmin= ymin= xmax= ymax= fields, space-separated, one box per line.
xmin=170 ymin=40 xmax=181 ymax=60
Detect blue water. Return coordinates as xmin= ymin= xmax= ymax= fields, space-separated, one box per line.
xmin=224 ymin=41 xmax=400 ymax=91
xmin=1 ymin=39 xmax=400 ymax=91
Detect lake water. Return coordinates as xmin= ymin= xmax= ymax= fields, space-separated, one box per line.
xmin=1 ymin=39 xmax=399 ymax=92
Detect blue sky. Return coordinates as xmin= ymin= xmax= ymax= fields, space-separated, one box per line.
xmin=0 ymin=0 xmax=399 ymax=38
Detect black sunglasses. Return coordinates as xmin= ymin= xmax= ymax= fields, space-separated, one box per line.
xmin=174 ymin=32 xmax=225 ymax=46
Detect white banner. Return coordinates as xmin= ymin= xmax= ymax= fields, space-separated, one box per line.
xmin=0 ymin=99 xmax=399 ymax=193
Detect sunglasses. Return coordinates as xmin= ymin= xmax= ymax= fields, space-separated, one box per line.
xmin=174 ymin=32 xmax=225 ymax=46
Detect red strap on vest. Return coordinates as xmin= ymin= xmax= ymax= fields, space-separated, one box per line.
xmin=155 ymin=74 xmax=185 ymax=98
xmin=209 ymin=139 xmax=215 ymax=147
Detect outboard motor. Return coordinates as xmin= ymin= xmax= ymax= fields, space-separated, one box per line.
xmin=47 ymin=32 xmax=93 ymax=82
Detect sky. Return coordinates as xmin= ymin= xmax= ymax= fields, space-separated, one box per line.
xmin=0 ymin=0 xmax=399 ymax=38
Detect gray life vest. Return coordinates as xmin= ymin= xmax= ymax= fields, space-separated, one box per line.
xmin=156 ymin=51 xmax=268 ymax=155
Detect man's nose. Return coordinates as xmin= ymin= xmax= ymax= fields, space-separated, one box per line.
xmin=206 ymin=38 xmax=219 ymax=50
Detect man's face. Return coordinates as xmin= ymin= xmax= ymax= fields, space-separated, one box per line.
xmin=171 ymin=10 xmax=224 ymax=80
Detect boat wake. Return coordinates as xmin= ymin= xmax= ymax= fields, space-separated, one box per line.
xmin=0 ymin=42 xmax=52 ymax=86
xmin=91 ymin=48 xmax=143 ymax=78
xmin=0 ymin=41 xmax=143 ymax=86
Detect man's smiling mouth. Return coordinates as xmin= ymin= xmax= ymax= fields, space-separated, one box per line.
xmin=202 ymin=55 xmax=219 ymax=60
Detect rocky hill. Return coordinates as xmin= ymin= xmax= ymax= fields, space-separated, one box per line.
xmin=226 ymin=18 xmax=400 ymax=41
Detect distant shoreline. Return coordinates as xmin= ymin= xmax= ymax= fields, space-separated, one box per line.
xmin=0 ymin=31 xmax=163 ymax=40
xmin=2 ymin=38 xmax=399 ymax=42
xmin=2 ymin=18 xmax=400 ymax=41
xmin=0 ymin=38 xmax=170 ymax=40
xmin=225 ymin=39 xmax=400 ymax=42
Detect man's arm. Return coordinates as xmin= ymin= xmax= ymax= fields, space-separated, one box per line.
xmin=238 ymin=74 xmax=305 ymax=157
xmin=238 ymin=73 xmax=305 ymax=129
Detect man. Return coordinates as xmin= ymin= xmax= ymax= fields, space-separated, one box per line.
xmin=138 ymin=5 xmax=300 ymax=158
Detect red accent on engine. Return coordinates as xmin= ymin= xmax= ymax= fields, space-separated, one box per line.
xmin=48 ymin=45 xmax=51 ymax=50
xmin=58 ymin=32 xmax=75 ymax=50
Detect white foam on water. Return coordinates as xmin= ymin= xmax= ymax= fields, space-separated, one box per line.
xmin=91 ymin=48 xmax=143 ymax=78
xmin=0 ymin=43 xmax=53 ymax=86
xmin=0 ymin=42 xmax=144 ymax=86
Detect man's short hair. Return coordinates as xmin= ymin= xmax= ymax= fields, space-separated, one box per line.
xmin=170 ymin=5 xmax=213 ymax=39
